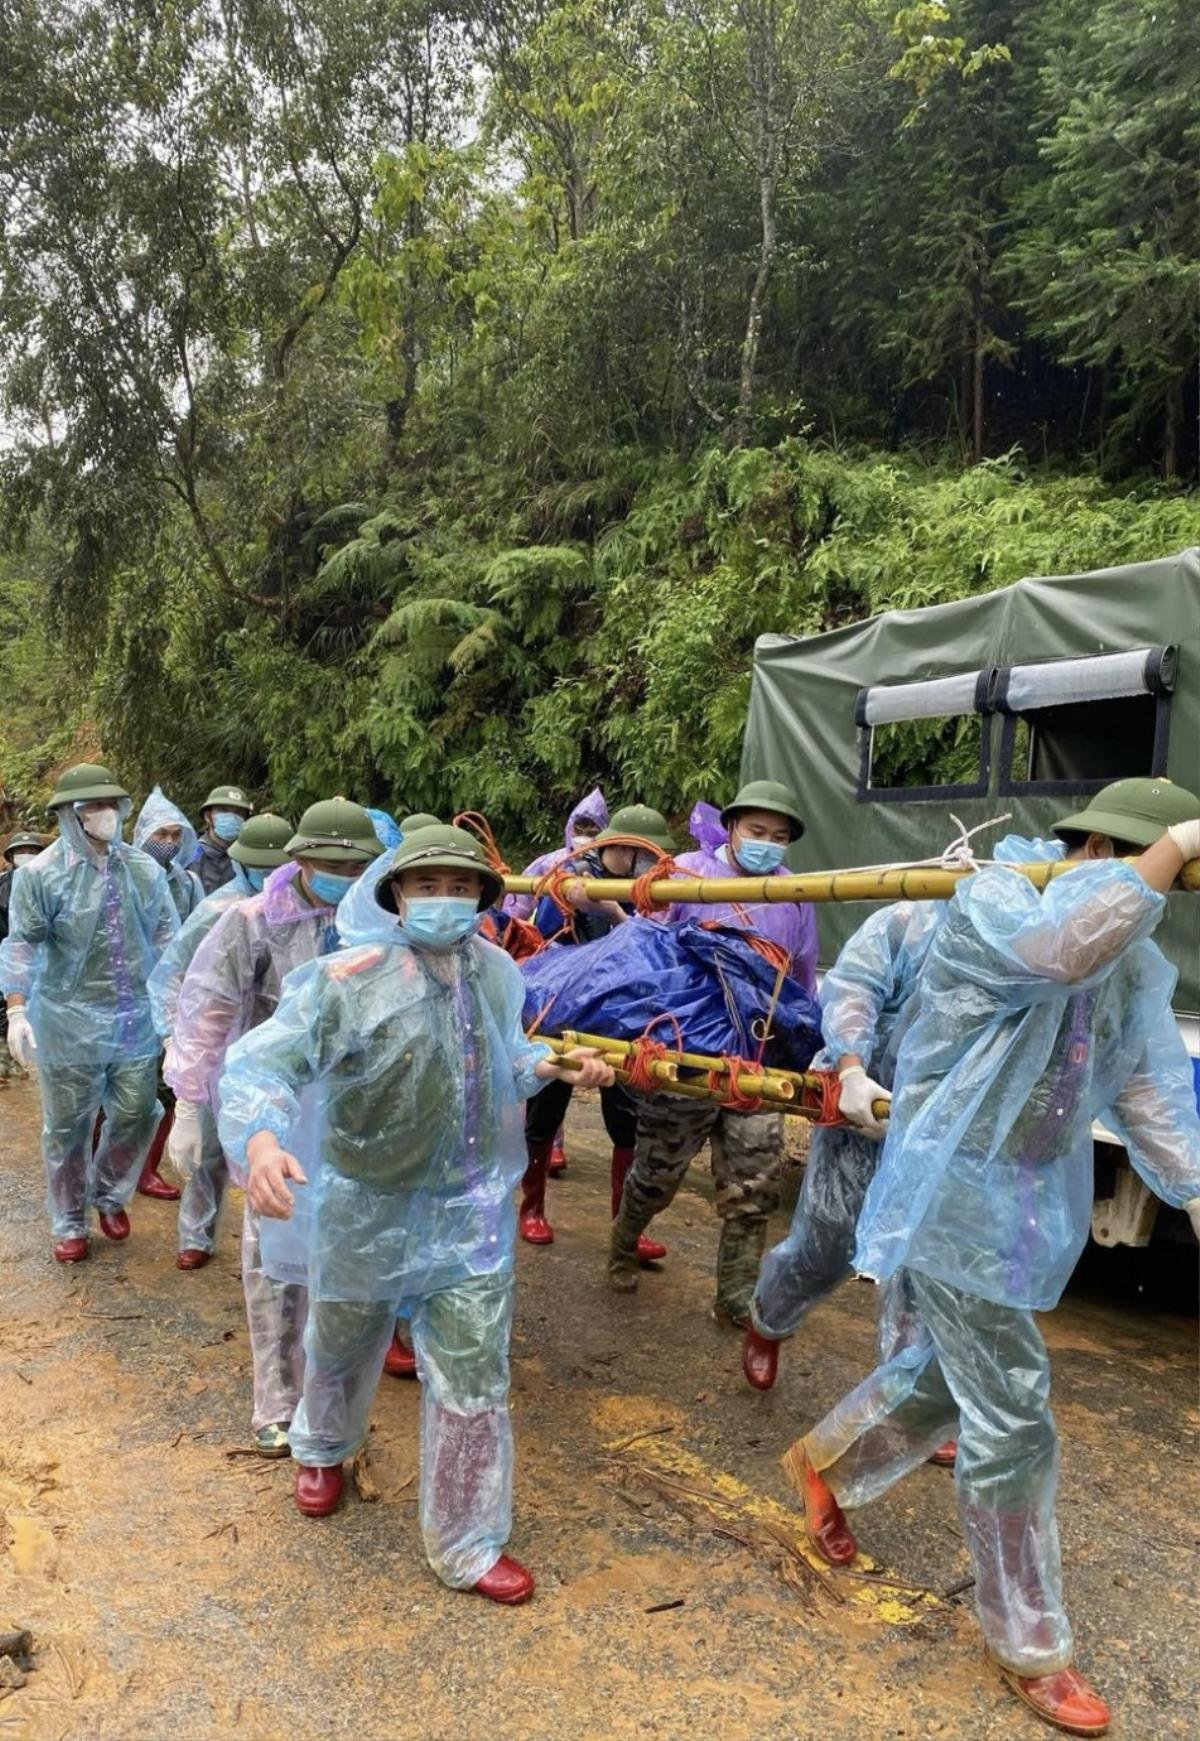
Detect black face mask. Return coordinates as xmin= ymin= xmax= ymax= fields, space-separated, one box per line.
xmin=145 ymin=838 xmax=181 ymax=866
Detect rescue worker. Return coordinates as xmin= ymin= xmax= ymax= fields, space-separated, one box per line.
xmin=521 ymin=803 xmax=673 ymax=1260
xmin=741 ymin=896 xmax=940 ymax=1392
xmin=147 ymin=814 xmax=293 ymax=1269
xmin=609 ymin=780 xmax=817 ymax=1326
xmin=783 ymin=783 xmax=1200 ymax=1738
xmin=217 ymin=825 xmax=614 ymax=1603
xmin=127 ymin=787 xmax=208 ymax=1198
xmin=0 ymin=832 xmax=44 ymax=1087
xmin=0 ymin=764 xmax=179 ymax=1261
xmin=166 ymin=798 xmax=381 ymax=1454
xmin=192 ymin=783 xmax=254 ymax=896
xmin=134 ymin=786 xmax=204 ymax=923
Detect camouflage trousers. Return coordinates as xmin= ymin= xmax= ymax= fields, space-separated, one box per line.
xmin=620 ymin=1095 xmax=784 ymax=1321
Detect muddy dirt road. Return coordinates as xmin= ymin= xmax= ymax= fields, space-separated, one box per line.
xmin=0 ymin=1077 xmax=1196 ymax=1741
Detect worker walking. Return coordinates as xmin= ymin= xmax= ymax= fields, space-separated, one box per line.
xmin=0 ymin=765 xmax=179 ymax=1261
xmin=784 ymin=786 xmax=1200 ymax=1737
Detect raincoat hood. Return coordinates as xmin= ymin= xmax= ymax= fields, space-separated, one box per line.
xmin=335 ymin=848 xmax=477 ymax=950
xmin=992 ymin=833 xmax=1066 ymax=867
xmin=366 ymin=808 xmax=403 ymax=851
xmin=134 ymin=786 xmax=199 ymax=868
xmin=55 ymin=795 xmax=133 ymax=863
xmin=688 ymin=801 xmax=728 ymax=853
xmin=564 ymin=786 xmax=608 ymax=851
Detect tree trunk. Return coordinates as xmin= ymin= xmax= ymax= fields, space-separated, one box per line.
xmin=970 ymin=283 xmax=985 ymax=465
xmin=732 ymin=170 xmax=777 ymax=448
xmin=1163 ymin=378 xmax=1180 ymax=479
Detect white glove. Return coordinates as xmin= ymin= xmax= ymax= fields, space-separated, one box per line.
xmin=838 ymin=1065 xmax=891 ymax=1139
xmin=167 ymin=1100 xmax=204 ymax=1180
xmin=6 ymin=1009 xmax=37 ymax=1071
xmin=1184 ymin=1198 xmax=1200 ymax=1241
xmin=1166 ymin=819 xmax=1200 ymax=863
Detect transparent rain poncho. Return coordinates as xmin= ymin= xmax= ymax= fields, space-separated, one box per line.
xmin=854 ymin=844 xmax=1200 ymax=1311
xmin=133 ymin=786 xmax=203 ymax=923
xmin=662 ymin=843 xmax=819 ymax=995
xmin=0 ymin=801 xmax=179 ymax=1067
xmin=217 ymin=851 xmax=552 ymax=1588
xmin=502 ymin=785 xmax=608 ymax=920
xmin=753 ymin=899 xmax=942 ymax=1341
xmin=147 ymin=875 xmax=253 ymax=1041
xmin=218 ymin=850 xmax=551 ymax=1302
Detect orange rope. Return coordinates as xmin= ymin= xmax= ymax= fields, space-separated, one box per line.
xmin=530 ymin=857 xmax=579 ymax=921
xmin=452 ymin=811 xmax=511 ymax=875
xmin=706 ymin=1053 xmax=763 ymax=1113
xmin=624 ymin=1011 xmax=686 ymax=1093
xmin=798 ymin=1069 xmax=843 ymax=1125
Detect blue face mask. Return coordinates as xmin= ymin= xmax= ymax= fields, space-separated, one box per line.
xmin=307 ymin=869 xmax=356 ymax=907
xmin=212 ymin=810 xmax=245 ymax=843
xmin=245 ymin=868 xmax=267 ymax=892
xmin=401 ymin=896 xmax=481 ymax=950
xmin=734 ymin=837 xmax=787 ymax=875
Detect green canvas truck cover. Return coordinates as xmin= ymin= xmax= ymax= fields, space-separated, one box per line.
xmin=742 ymin=547 xmax=1200 ymax=1013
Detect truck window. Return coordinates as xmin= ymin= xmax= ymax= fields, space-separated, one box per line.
xmin=999 ymin=646 xmax=1174 ymax=794
xmin=855 ymin=669 xmax=992 ymax=803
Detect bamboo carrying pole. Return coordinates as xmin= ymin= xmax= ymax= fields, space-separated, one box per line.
xmin=504 ymin=854 xmax=1200 ymax=908
xmin=539 ymin=1033 xmax=890 ymax=1124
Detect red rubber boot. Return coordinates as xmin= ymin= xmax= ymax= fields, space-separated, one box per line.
xmin=610 ymin=1146 xmax=666 ymax=1264
xmin=742 ymin=1324 xmax=780 ymax=1391
xmin=519 ymin=1140 xmax=554 ymax=1244
xmin=383 ymin=1328 xmax=418 ymax=1379
xmin=780 ymin=1443 xmax=857 ymax=1565
xmin=928 ymin=1439 xmax=958 ymax=1468
xmin=294 ymin=1463 xmax=344 ymax=1517
xmin=991 ymin=1658 xmax=1111 ymax=1736
xmin=136 ymin=1105 xmax=181 ymax=1200
xmin=548 ymin=1127 xmax=568 ymax=1176
xmin=472 ymin=1554 xmax=535 ymax=1605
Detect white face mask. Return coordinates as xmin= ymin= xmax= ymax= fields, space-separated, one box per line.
xmin=10 ymin=852 xmax=37 ymax=868
xmin=570 ymin=835 xmax=596 ymax=852
xmin=79 ymin=806 xmax=120 ymax=842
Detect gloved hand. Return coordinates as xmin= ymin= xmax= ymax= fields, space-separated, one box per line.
xmin=1166 ymin=819 xmax=1200 ymax=863
xmin=838 ymin=1064 xmax=891 ymax=1138
xmin=6 ymin=1009 xmax=37 ymax=1071
xmin=167 ymin=1100 xmax=204 ymax=1180
xmin=1184 ymin=1198 xmax=1200 ymax=1241
xmin=162 ymin=1037 xmax=176 ymax=1077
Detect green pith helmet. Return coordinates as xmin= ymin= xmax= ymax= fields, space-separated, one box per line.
xmin=201 ymin=783 xmax=253 ymax=814
xmin=47 ymin=763 xmax=131 ymax=811
xmin=286 ymin=797 xmax=383 ymax=864
xmin=594 ymin=804 xmax=676 ymax=855
xmin=229 ymin=812 xmax=294 ymax=868
xmin=381 ymin=823 xmax=504 ymax=911
xmin=721 ymin=779 xmax=806 ymax=842
xmin=1053 ymin=777 xmax=1200 ymax=850
xmin=3 ymin=831 xmax=44 ymax=862
xmin=399 ymin=812 xmax=441 ymax=834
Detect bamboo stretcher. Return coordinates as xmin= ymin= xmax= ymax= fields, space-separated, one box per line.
xmin=504 ymin=854 xmax=1200 ymax=908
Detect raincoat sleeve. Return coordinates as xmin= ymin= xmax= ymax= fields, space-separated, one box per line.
xmin=147 ymin=898 xmax=227 ymax=1039
xmin=146 ymin=868 xmax=181 ymax=958
xmin=1100 ymin=1009 xmax=1200 ymax=1209
xmin=820 ymin=903 xmax=916 ymax=1065
xmin=495 ymin=948 xmax=552 ymax=1099
xmin=167 ymin=905 xmax=257 ymax=1103
xmin=218 ymin=962 xmax=350 ymax=1166
xmin=792 ymin=901 xmax=819 ymax=996
xmin=950 ymin=862 xmax=1166 ymax=1002
xmin=0 ymin=867 xmax=47 ymax=999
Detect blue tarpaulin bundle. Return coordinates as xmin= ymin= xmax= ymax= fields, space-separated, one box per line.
xmin=520 ymin=917 xmax=822 ymax=1071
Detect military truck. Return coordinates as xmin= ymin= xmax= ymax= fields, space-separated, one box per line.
xmin=742 ymin=546 xmax=1200 ymax=1247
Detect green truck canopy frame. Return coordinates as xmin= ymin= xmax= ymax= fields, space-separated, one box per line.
xmin=743 ymin=546 xmax=1200 ymax=1013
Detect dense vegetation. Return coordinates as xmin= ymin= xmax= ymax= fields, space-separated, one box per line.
xmin=1 ymin=0 xmax=1197 ymax=845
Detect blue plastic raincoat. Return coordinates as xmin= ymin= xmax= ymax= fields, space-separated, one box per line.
xmin=133 ymin=786 xmax=203 ymax=923
xmin=855 ymin=842 xmax=1200 ymax=1311
xmin=147 ymin=874 xmax=255 ymax=1041
xmin=218 ymin=850 xmax=552 ymax=1304
xmin=752 ymin=898 xmax=941 ymax=1341
xmin=0 ymin=803 xmax=179 ymax=1066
